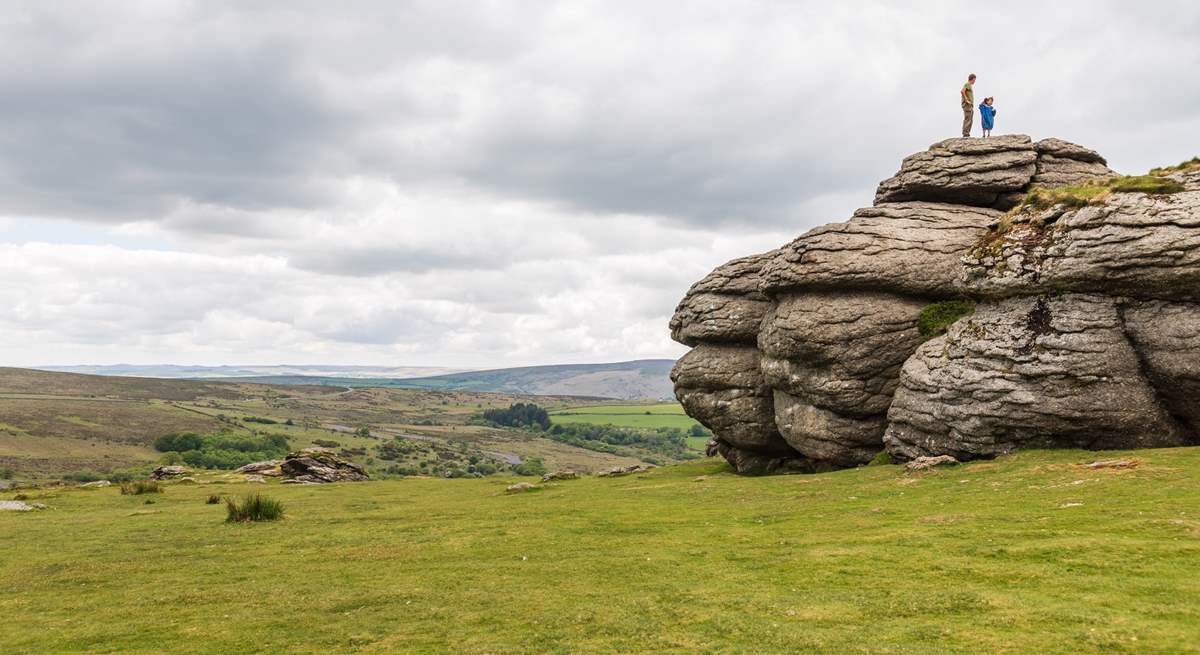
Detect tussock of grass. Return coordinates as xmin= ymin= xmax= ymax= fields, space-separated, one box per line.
xmin=1150 ymin=156 xmax=1200 ymax=176
xmin=119 ymin=480 xmax=163 ymax=495
xmin=918 ymin=300 xmax=975 ymax=338
xmin=205 ymin=494 xmax=221 ymax=505
xmin=225 ymin=494 xmax=285 ymax=522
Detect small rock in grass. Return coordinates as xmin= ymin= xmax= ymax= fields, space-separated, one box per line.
xmin=0 ymin=500 xmax=44 ymax=511
xmin=598 ymin=464 xmax=656 ymax=478
xmin=904 ymin=455 xmax=960 ymax=472
xmin=80 ymin=480 xmax=112 ymax=488
xmin=506 ymin=482 xmax=540 ymax=493
xmin=541 ymin=471 xmax=578 ymax=482
xmin=1084 ymin=459 xmax=1137 ymax=470
xmin=151 ymin=465 xmax=189 ymax=480
xmin=176 ymin=477 xmax=199 ymax=484
xmin=244 ymin=474 xmax=267 ymax=484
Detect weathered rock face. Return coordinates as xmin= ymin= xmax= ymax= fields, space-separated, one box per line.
xmin=670 ymin=136 xmax=1198 ymax=473
xmin=885 ymin=294 xmax=1191 ymax=460
xmin=960 ymin=177 xmax=1200 ymax=301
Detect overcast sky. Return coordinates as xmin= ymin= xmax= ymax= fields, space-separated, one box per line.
xmin=2 ymin=1 xmax=1198 ymax=368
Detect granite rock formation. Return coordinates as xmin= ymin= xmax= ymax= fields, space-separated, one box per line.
xmin=670 ymin=136 xmax=1199 ymax=473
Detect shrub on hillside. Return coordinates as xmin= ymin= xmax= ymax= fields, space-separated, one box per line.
xmin=225 ymin=494 xmax=285 ymax=523
xmin=153 ymin=431 xmax=290 ymax=470
xmin=120 ymin=480 xmax=163 ymax=495
xmin=242 ymin=416 xmax=278 ymax=425
xmin=312 ymin=439 xmax=341 ymax=448
xmin=513 ymin=457 xmax=548 ymax=477
xmin=205 ymin=494 xmax=222 ymax=505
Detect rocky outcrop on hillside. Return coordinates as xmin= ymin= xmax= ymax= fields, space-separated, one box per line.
xmin=671 ymin=136 xmax=1200 ymax=473
xmin=280 ymin=448 xmax=369 ymax=483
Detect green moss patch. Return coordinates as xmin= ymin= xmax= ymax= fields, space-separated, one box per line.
xmin=918 ymin=300 xmax=976 ymax=338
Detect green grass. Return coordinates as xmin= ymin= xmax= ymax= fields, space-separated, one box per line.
xmin=549 ymin=403 xmax=698 ymax=430
xmin=3 ymin=447 xmax=1200 ymax=653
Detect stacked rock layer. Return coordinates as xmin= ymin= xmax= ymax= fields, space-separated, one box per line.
xmin=670 ymin=134 xmax=1200 ymax=473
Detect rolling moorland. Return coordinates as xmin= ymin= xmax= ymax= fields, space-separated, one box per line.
xmin=0 ymin=367 xmax=699 ymax=480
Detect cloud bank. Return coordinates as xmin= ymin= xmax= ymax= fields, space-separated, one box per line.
xmin=1 ymin=1 xmax=1198 ymax=366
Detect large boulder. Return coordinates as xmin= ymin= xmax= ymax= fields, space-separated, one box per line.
xmin=670 ymin=345 xmax=789 ymax=453
xmin=885 ymin=294 xmax=1192 ymax=460
xmin=280 ymin=448 xmax=369 ymax=483
xmin=874 ymin=135 xmax=1038 ymax=209
xmin=669 ymin=136 xmax=1200 ymax=473
xmin=759 ymin=202 xmax=1000 ymax=297
xmin=670 ymin=251 xmax=775 ymax=346
xmin=1031 ymin=138 xmax=1117 ymax=187
xmin=758 ymin=292 xmax=927 ymax=466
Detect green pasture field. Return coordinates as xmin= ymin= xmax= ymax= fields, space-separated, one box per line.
xmin=549 ymin=403 xmax=699 ymax=431
xmin=4 ymin=447 xmax=1199 ymax=653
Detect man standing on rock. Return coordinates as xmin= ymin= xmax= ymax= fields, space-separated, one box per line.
xmin=961 ymin=73 xmax=976 ymax=137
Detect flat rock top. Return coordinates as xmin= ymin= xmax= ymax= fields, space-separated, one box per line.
xmin=926 ymin=134 xmax=1034 ymax=155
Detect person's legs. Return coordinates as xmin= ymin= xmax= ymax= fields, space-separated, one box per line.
xmin=962 ymin=106 xmax=973 ymax=137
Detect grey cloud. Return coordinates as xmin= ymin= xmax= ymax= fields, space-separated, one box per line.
xmin=3 ymin=1 xmax=1198 ymax=236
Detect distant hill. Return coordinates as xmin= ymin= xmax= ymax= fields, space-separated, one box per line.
xmin=196 ymin=359 xmax=677 ymax=400
xmin=388 ymin=359 xmax=676 ymax=400
xmin=35 ymin=364 xmax=462 ymax=379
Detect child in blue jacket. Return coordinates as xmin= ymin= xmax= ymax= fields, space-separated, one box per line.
xmin=979 ymin=97 xmax=996 ymax=137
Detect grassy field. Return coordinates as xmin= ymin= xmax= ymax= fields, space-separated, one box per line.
xmin=548 ymin=402 xmax=699 ymax=430
xmin=4 ymin=447 xmax=1199 ymax=653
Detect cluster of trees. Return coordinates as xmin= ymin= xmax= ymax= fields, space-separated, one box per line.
xmin=154 ymin=431 xmax=290 ymax=469
xmin=372 ymin=435 xmax=546 ymax=478
xmin=479 ymin=403 xmax=550 ymax=430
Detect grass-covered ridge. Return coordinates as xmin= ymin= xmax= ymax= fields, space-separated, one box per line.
xmin=1150 ymin=156 xmax=1200 ymax=176
xmin=1018 ymin=175 xmax=1185 ymax=214
xmin=4 ymin=447 xmax=1200 ymax=653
